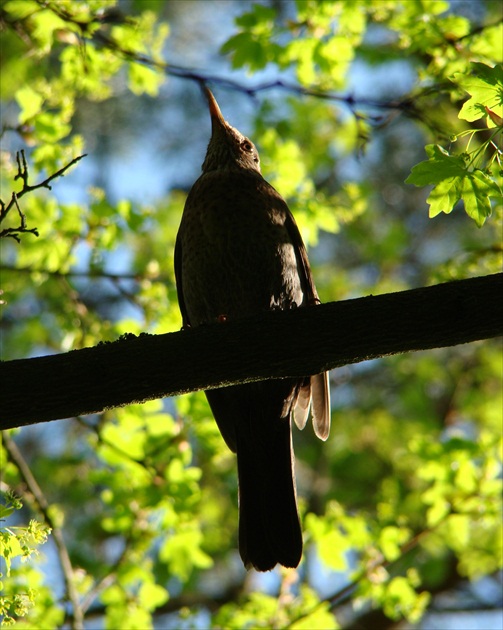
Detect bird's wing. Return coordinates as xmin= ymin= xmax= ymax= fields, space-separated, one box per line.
xmin=174 ymin=231 xmax=191 ymax=328
xmin=311 ymin=371 xmax=331 ymax=440
xmin=283 ymin=207 xmax=320 ymax=305
xmin=293 ymin=379 xmax=311 ymax=430
xmin=281 ymin=197 xmax=332 ymax=441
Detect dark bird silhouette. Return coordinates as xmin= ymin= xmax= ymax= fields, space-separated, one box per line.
xmin=174 ymin=88 xmax=330 ymax=571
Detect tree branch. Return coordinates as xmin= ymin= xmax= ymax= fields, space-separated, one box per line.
xmin=2 ymin=431 xmax=84 ymax=630
xmin=0 ymin=151 xmax=86 ymax=242
xmin=0 ymin=274 xmax=501 ymax=430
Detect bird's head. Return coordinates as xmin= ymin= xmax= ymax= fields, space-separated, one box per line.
xmin=202 ymin=88 xmax=261 ymax=174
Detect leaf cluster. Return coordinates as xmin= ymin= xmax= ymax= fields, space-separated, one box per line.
xmin=0 ymin=489 xmax=51 ymax=626
xmin=407 ymin=63 xmax=503 ymax=226
xmin=0 ymin=0 xmax=502 ymax=628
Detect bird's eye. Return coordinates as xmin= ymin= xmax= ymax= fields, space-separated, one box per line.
xmin=241 ymin=140 xmax=253 ymax=152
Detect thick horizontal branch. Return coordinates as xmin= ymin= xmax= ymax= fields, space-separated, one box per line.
xmin=1 ymin=274 xmax=501 ymax=430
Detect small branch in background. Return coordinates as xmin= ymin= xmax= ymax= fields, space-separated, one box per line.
xmin=0 ymin=150 xmax=86 ymax=243
xmin=0 ymin=193 xmax=39 ymax=242
xmin=85 ymin=7 xmax=503 ymax=116
xmin=287 ymin=528 xmax=434 ymax=629
xmin=0 ymin=263 xmax=155 ymax=317
xmin=1 ymin=431 xmax=85 ymax=630
xmin=0 ymin=264 xmax=147 ymax=281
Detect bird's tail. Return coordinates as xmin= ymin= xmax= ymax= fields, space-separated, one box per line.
xmin=206 ymin=381 xmax=303 ymax=571
xmin=236 ymin=411 xmax=302 ymax=571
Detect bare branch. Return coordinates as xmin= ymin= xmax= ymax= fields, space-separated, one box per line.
xmin=0 ymin=151 xmax=87 ymax=242
xmin=14 ymin=150 xmax=87 ymax=200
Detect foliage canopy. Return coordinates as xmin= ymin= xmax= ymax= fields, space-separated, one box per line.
xmin=0 ymin=0 xmax=502 ymax=628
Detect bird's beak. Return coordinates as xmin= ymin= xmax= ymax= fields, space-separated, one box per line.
xmin=204 ymin=87 xmax=226 ymax=129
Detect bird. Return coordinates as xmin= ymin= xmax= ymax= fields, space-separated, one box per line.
xmin=174 ymin=87 xmax=330 ymax=572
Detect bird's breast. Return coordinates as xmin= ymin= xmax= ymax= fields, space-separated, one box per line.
xmin=179 ymin=171 xmax=304 ymax=325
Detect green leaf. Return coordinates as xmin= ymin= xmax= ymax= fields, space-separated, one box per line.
xmin=3 ymin=0 xmax=40 ymax=20
xmin=317 ymin=528 xmax=349 ymax=570
xmin=34 ymin=112 xmax=72 ymax=143
xmin=0 ymin=505 xmax=14 ymax=519
xmin=235 ymin=4 xmax=276 ymax=29
xmin=290 ymin=586 xmax=340 ymax=629
xmin=461 ymin=169 xmax=501 ymax=226
xmin=457 ymin=63 xmax=503 ymax=123
xmin=405 ymin=144 xmax=467 ymax=186
xmin=160 ymin=526 xmax=212 ymax=580
xmin=426 ymin=175 xmax=463 ymax=218
xmin=30 ymin=7 xmax=68 ymax=49
xmin=128 ymin=63 xmax=163 ymax=97
xmin=470 ymin=25 xmax=503 ymax=64
xmin=383 ymin=577 xmax=431 ymax=624
xmin=138 ymin=582 xmax=169 ymax=612
xmin=379 ymin=525 xmax=410 ymax=562
xmin=446 ymin=514 xmax=471 ymax=552
xmin=221 ymin=33 xmax=269 ymax=71
xmin=15 ymin=86 xmax=44 ymax=123
xmin=405 ymin=145 xmax=502 ymax=223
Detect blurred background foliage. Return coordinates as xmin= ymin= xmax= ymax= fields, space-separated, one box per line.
xmin=0 ymin=0 xmax=502 ymax=628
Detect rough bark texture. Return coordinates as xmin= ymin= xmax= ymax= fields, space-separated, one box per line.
xmin=1 ymin=273 xmax=502 ymax=429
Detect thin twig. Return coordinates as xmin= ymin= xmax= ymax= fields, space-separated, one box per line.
xmin=15 ymin=150 xmax=87 ymax=200
xmin=79 ymin=537 xmax=131 ymax=615
xmin=0 ymin=151 xmax=87 ymax=242
xmin=0 ymin=263 xmax=160 ymax=281
xmin=1 ymin=431 xmax=85 ymax=630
